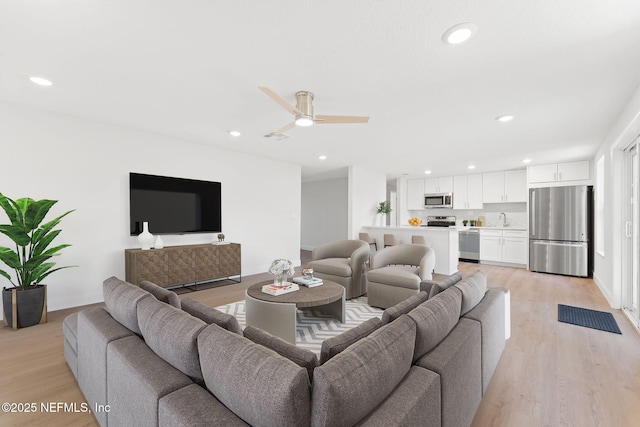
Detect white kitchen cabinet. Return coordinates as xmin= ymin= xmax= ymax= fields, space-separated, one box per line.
xmin=407 ymin=178 xmax=425 ymax=210
xmin=482 ymin=169 xmax=526 ymax=203
xmin=425 ymin=176 xmax=453 ymax=194
xmin=479 ymin=230 xmax=502 ymax=262
xmin=453 ymin=174 xmax=483 ymax=209
xmin=480 ymin=229 xmax=528 ymax=265
xmin=528 ymin=160 xmax=590 ymax=183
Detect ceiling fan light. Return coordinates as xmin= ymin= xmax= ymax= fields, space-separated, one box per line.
xmin=295 ymin=116 xmax=314 ymax=127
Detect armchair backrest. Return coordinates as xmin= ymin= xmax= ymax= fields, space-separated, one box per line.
xmin=311 ymin=240 xmax=369 ymax=261
xmin=371 ymin=244 xmax=436 ymax=281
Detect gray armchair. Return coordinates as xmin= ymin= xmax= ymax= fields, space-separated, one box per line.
xmin=366 ymin=244 xmax=436 ymax=308
xmin=307 ymin=240 xmax=369 ymax=299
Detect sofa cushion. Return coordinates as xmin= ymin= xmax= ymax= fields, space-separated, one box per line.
xmin=454 ymin=271 xmax=488 ymax=316
xmin=63 ymin=312 xmax=78 ymax=350
xmin=420 ymin=271 xmax=464 ymax=298
xmin=181 ymin=298 xmax=243 ymax=335
xmin=381 ymin=291 xmax=430 ymax=325
xmin=107 ymin=335 xmax=193 ymax=427
xmin=307 ymin=257 xmax=352 ymax=277
xmin=137 ymin=296 xmax=207 ymax=384
xmin=139 ymin=280 xmax=181 ymax=308
xmin=159 ymin=384 xmax=249 ymax=427
xmin=407 ymin=287 xmax=462 ymax=361
xmin=103 ymin=276 xmax=152 ymax=335
xmin=354 ymin=366 xmax=441 ymax=427
xmin=366 ymin=265 xmax=421 ymax=289
xmin=198 ymin=323 xmax=311 ymax=427
xmin=312 ymin=315 xmax=416 ymax=427
xmin=243 ymin=325 xmax=318 ymax=381
xmin=320 ymin=317 xmax=382 ymax=365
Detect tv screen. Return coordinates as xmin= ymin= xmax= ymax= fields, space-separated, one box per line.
xmin=129 ymin=173 xmax=221 ymax=235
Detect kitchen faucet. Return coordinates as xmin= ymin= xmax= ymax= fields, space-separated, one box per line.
xmin=497 ymin=212 xmax=507 ymax=227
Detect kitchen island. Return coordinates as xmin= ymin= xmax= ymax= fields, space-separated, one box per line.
xmin=361 ymin=226 xmax=459 ymax=275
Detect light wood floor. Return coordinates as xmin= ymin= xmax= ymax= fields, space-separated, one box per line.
xmin=1 ymin=260 xmax=639 ymax=427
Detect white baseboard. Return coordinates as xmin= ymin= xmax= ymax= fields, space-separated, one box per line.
xmin=593 ymin=272 xmax=619 ymax=309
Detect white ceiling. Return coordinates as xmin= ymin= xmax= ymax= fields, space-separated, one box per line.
xmin=2 ymin=1 xmax=640 ymax=181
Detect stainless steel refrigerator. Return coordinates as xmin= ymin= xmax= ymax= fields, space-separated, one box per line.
xmin=529 ymin=185 xmax=593 ymax=277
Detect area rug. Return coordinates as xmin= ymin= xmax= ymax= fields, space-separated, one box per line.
xmin=215 ymin=297 xmax=384 ymax=356
xmin=558 ymin=304 xmax=622 ymax=334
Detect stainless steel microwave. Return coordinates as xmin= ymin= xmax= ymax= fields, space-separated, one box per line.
xmin=424 ymin=193 xmax=453 ymax=208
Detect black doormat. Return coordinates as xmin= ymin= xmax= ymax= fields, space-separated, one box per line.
xmin=558 ymin=304 xmax=622 ymax=334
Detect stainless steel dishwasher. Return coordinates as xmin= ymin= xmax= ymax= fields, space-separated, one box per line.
xmin=459 ymin=228 xmax=480 ymax=263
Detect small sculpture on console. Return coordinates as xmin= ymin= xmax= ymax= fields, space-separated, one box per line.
xmin=217 ymin=233 xmax=225 ymax=242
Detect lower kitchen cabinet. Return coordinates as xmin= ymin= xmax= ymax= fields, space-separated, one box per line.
xmin=479 ymin=229 xmax=528 ymax=266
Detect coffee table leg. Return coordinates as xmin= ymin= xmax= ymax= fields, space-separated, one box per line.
xmin=313 ymin=290 xmax=345 ymax=323
xmin=245 ymin=293 xmax=297 ymax=344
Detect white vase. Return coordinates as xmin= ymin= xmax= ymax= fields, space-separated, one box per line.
xmin=154 ymin=235 xmax=164 ymax=250
xmin=378 ymin=214 xmax=386 ymax=227
xmin=138 ymin=222 xmax=154 ymax=250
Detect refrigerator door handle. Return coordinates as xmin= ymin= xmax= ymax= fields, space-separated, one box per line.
xmin=532 ymin=241 xmax=586 ymax=248
xmin=530 ymin=190 xmax=536 ymax=236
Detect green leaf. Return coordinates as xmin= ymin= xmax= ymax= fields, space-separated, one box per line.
xmin=32 ymin=210 xmax=74 ymax=243
xmin=32 ymin=229 xmax=61 ymax=256
xmin=24 ymin=199 xmax=57 ymax=232
xmin=0 ymin=269 xmax=15 ymax=286
xmin=38 ymin=243 xmax=71 ymax=258
xmin=0 ymin=248 xmax=21 ymax=269
xmin=0 ymin=224 xmax=31 ymax=246
xmin=0 ymin=193 xmax=20 ymax=226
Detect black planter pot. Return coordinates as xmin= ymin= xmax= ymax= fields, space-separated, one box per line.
xmin=2 ymin=285 xmax=47 ymax=329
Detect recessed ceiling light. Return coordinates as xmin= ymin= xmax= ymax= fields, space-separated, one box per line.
xmin=522 ymin=159 xmax=532 ymax=164
xmin=442 ymin=23 xmax=478 ymax=45
xmin=29 ymin=76 xmax=53 ymax=86
xmin=318 ymin=155 xmax=327 ymax=160
xmin=496 ymin=115 xmax=514 ymax=122
xmin=229 ymin=130 xmax=241 ymax=137
xmin=424 ymin=170 xmax=432 ymax=175
xmin=468 ymin=165 xmax=476 ymax=170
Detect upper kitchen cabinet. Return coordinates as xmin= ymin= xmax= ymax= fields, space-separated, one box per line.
xmin=425 ymin=176 xmax=453 ymax=194
xmin=453 ymin=174 xmax=483 ymax=209
xmin=528 ymin=160 xmax=590 ymax=184
xmin=482 ymin=169 xmax=527 ymax=203
xmin=407 ymin=178 xmax=425 ymax=210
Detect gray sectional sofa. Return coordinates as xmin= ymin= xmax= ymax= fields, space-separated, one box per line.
xmin=63 ymin=271 xmax=507 ymax=427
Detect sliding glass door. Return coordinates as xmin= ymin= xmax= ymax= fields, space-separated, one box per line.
xmin=623 ymin=139 xmax=639 ymax=328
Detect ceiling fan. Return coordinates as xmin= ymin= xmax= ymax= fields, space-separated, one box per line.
xmin=258 ymin=86 xmax=369 ymax=136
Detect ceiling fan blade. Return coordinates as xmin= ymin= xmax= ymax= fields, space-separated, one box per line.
xmin=258 ymin=86 xmax=304 ymax=116
xmin=272 ymin=122 xmax=296 ymax=135
xmin=314 ymin=115 xmax=370 ymax=124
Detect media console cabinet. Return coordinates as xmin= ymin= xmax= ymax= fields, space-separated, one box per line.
xmin=125 ymin=243 xmax=241 ymax=289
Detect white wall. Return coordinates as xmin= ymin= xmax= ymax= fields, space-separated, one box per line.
xmin=300 ymin=178 xmax=348 ymax=250
xmin=0 ymin=101 xmax=301 ymax=318
xmin=593 ymin=83 xmax=640 ymax=308
xmin=348 ymin=165 xmax=387 ymax=238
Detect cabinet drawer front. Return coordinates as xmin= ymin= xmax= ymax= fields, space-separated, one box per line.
xmin=479 ymin=229 xmax=502 ymax=237
xmin=503 ymin=230 xmax=528 ymax=238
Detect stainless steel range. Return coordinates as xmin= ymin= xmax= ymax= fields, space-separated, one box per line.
xmin=424 ymin=216 xmax=456 ymax=227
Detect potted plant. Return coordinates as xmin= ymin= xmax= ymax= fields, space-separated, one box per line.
xmin=376 ymin=201 xmax=393 ymax=226
xmin=0 ymin=193 xmax=75 ymax=329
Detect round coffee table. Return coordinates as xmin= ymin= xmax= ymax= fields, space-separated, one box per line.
xmin=245 ymin=279 xmax=345 ymax=344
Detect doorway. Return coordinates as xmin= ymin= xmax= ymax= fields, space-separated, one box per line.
xmin=623 ymin=138 xmax=640 ymax=328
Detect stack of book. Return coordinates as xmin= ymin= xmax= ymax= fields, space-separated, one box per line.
xmin=261 ymin=283 xmax=299 ymax=296
xmin=293 ymin=276 xmax=323 ymax=287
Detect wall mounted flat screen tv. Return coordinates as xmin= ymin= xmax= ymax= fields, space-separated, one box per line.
xmin=129 ymin=173 xmax=222 ymax=235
